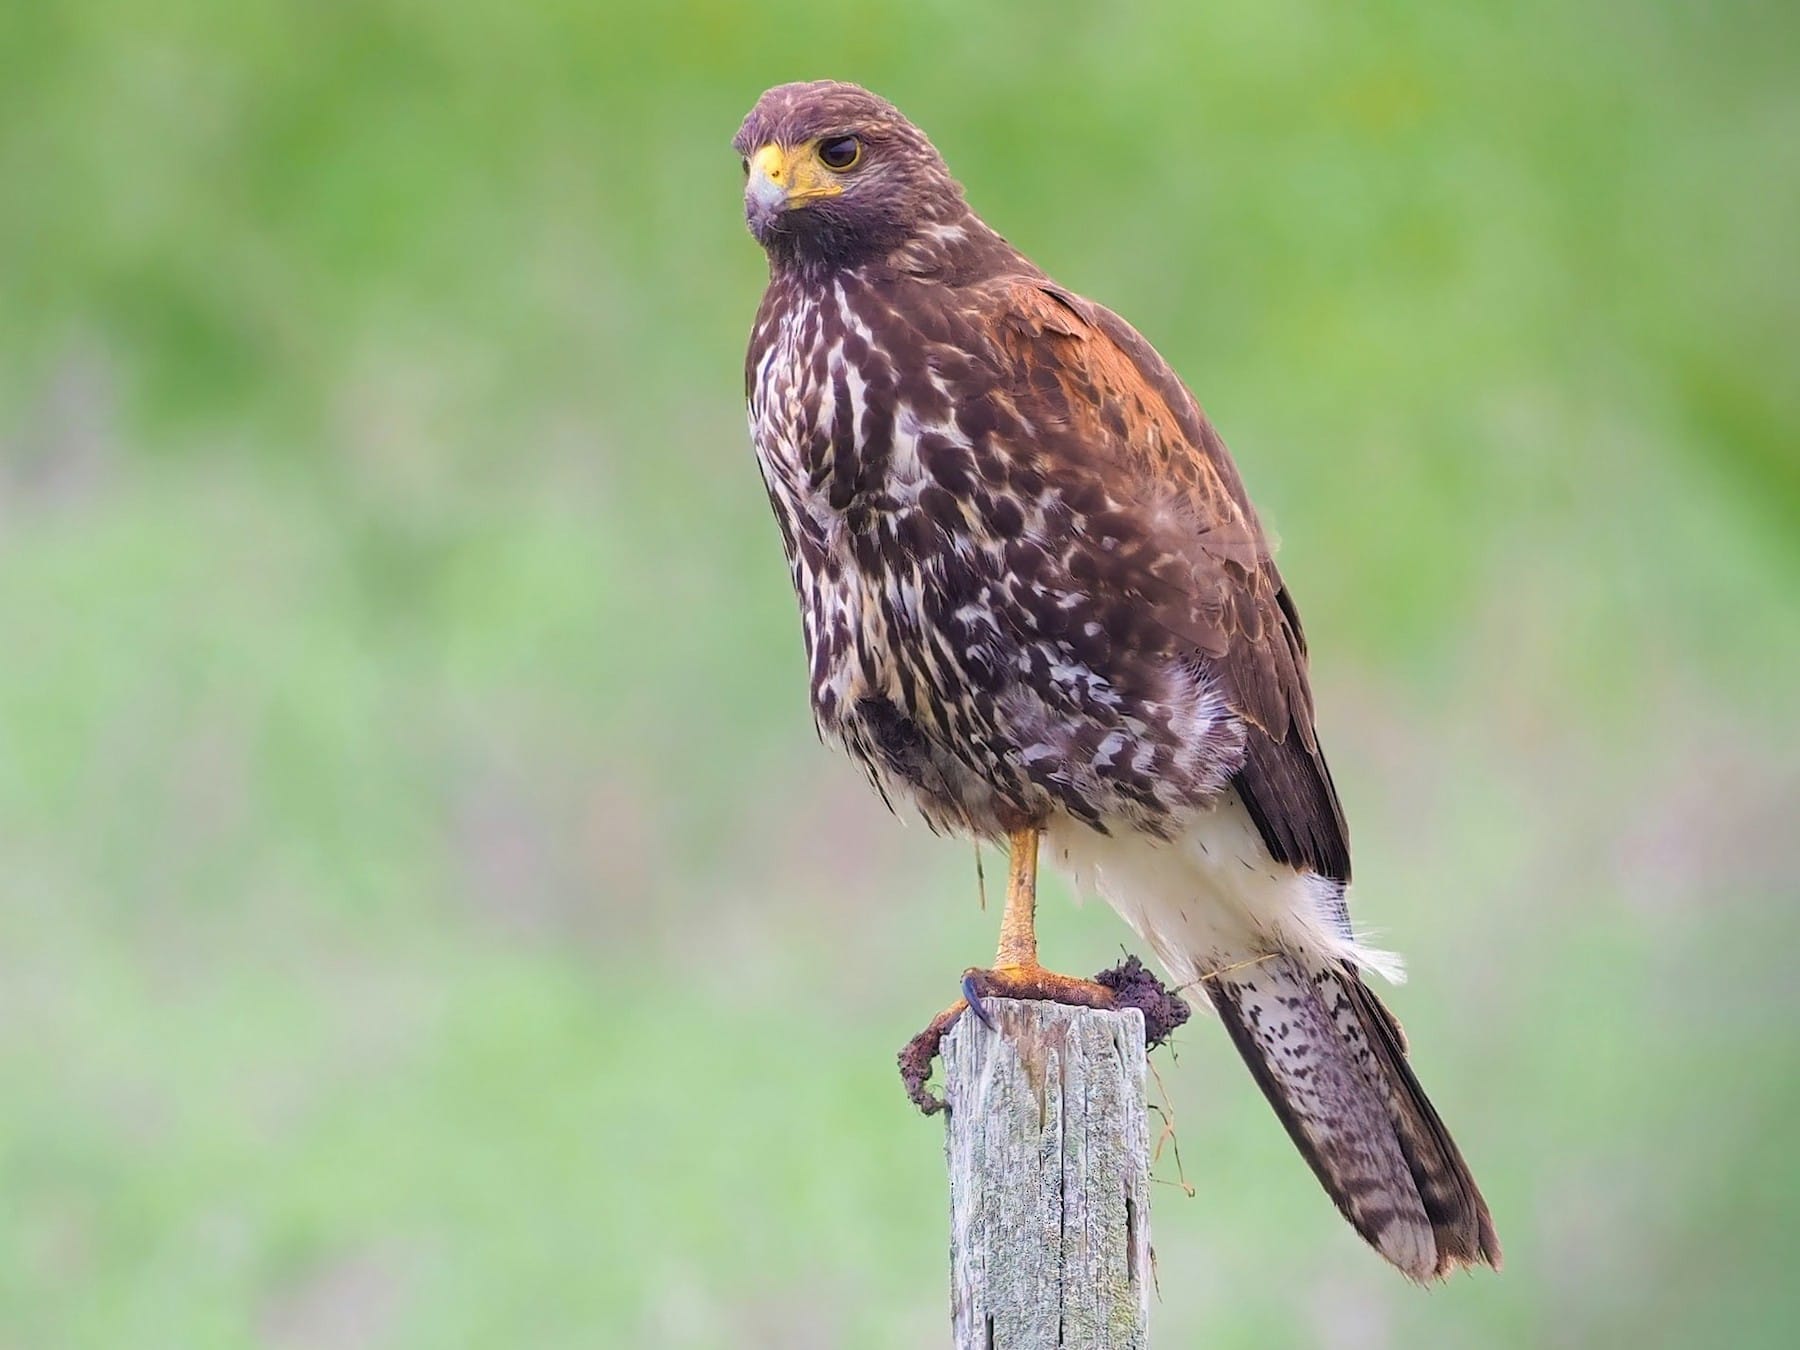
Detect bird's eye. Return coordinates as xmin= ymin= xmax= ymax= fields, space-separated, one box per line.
xmin=817 ymin=136 xmax=862 ymax=171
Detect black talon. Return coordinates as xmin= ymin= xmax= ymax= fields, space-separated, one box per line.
xmin=961 ymin=971 xmax=993 ymax=1030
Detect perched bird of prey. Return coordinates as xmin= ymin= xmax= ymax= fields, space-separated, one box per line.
xmin=733 ymin=80 xmax=1500 ymax=1281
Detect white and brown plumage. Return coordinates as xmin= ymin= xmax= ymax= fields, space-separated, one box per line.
xmin=734 ymin=80 xmax=1500 ymax=1281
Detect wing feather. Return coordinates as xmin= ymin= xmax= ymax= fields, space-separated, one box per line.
xmin=995 ymin=280 xmax=1351 ymax=879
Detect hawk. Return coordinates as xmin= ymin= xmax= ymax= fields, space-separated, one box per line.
xmin=733 ymin=81 xmax=1500 ymax=1281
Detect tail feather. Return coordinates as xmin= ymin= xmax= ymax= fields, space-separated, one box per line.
xmin=1210 ymin=952 xmax=1501 ymax=1281
xmin=1322 ymin=966 xmax=1503 ymax=1273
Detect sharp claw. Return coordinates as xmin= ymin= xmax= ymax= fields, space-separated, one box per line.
xmin=961 ymin=971 xmax=993 ymax=1030
xmin=902 ymin=962 xmax=1128 ymax=1118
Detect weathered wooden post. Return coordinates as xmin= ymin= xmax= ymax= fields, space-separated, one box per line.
xmin=941 ymin=999 xmax=1153 ymax=1349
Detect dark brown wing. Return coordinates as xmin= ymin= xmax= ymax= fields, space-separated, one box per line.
xmin=994 ymin=279 xmax=1351 ymax=880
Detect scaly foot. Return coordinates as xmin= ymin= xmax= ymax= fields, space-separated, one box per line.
xmin=898 ymin=825 xmax=1137 ymax=1113
xmin=897 ymin=961 xmax=1117 ymax=1114
xmin=961 ymin=962 xmax=1116 ymax=1023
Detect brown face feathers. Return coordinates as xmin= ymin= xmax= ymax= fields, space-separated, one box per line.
xmin=733 ymin=81 xmax=969 ymax=271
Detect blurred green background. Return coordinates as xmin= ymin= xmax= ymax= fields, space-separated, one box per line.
xmin=2 ymin=2 xmax=1797 ymax=1346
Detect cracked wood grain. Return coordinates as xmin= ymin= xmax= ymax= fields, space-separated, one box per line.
xmin=944 ymin=999 xmax=1152 ymax=1349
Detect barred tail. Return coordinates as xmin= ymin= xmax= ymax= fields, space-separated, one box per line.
xmin=1208 ymin=951 xmax=1502 ymax=1280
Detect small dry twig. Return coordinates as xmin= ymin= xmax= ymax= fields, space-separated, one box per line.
xmin=1173 ymin=950 xmax=1279 ymax=996
xmin=1146 ymin=1055 xmax=1196 ymax=1199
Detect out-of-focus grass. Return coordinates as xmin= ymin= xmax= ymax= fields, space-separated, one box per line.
xmin=1 ymin=2 xmax=1796 ymax=1346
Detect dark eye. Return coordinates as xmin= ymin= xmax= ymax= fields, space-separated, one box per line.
xmin=817 ymin=136 xmax=862 ymax=171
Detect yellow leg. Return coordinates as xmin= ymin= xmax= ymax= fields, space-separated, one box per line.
xmin=994 ymin=825 xmax=1040 ymax=967
xmin=899 ymin=823 xmax=1115 ymax=1113
xmin=976 ymin=824 xmax=1113 ymax=1006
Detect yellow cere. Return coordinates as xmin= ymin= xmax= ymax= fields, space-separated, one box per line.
xmin=749 ymin=141 xmax=845 ymax=205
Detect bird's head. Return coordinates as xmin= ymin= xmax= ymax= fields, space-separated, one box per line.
xmin=733 ymin=81 xmax=968 ymax=271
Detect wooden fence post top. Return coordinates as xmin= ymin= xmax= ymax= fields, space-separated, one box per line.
xmin=942 ymin=999 xmax=1153 ymax=1349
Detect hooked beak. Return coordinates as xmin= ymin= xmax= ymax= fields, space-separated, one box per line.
xmin=744 ymin=142 xmax=842 ymax=233
xmin=746 ymin=145 xmax=789 ymax=230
